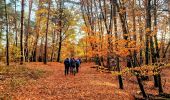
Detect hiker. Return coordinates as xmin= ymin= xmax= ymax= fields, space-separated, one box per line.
xmin=78 ymin=58 xmax=82 ymax=64
xmin=70 ymin=58 xmax=76 ymax=75
xmin=64 ymin=58 xmax=70 ymax=75
xmin=75 ymin=59 xmax=81 ymax=73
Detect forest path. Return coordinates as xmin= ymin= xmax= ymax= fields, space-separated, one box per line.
xmin=11 ymin=62 xmax=133 ymax=100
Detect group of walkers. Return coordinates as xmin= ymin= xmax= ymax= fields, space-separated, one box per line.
xmin=64 ymin=58 xmax=81 ymax=76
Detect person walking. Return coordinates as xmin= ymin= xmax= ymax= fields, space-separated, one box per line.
xmin=64 ymin=58 xmax=70 ymax=76
xmin=78 ymin=58 xmax=82 ymax=64
xmin=70 ymin=58 xmax=76 ymax=75
xmin=76 ymin=59 xmax=80 ymax=73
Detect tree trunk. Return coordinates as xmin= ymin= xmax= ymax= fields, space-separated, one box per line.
xmin=20 ymin=0 xmax=24 ymax=65
xmin=57 ymin=36 xmax=62 ymax=62
xmin=158 ymin=74 xmax=163 ymax=94
xmin=136 ymin=75 xmax=147 ymax=98
xmin=113 ymin=0 xmax=123 ymax=89
xmin=4 ymin=0 xmax=9 ymax=66
xmin=99 ymin=0 xmax=113 ymax=69
xmin=25 ymin=0 xmax=33 ymax=62
xmin=15 ymin=0 xmax=18 ymax=47
xmin=32 ymin=0 xmax=42 ymax=62
xmin=44 ymin=0 xmax=51 ymax=64
xmin=116 ymin=57 xmax=123 ymax=89
xmin=163 ymin=41 xmax=170 ymax=58
xmin=51 ymin=30 xmax=56 ymax=62
xmin=39 ymin=37 xmax=44 ymax=62
xmin=138 ymin=0 xmax=143 ymax=65
xmin=145 ymin=0 xmax=151 ymax=65
xmin=57 ymin=0 xmax=62 ymax=62
xmin=132 ymin=0 xmax=137 ymax=67
xmin=153 ymin=0 xmax=159 ymax=60
xmin=153 ymin=0 xmax=159 ymax=87
xmin=132 ymin=57 xmax=147 ymax=98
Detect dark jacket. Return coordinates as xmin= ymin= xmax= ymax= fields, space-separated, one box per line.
xmin=70 ymin=59 xmax=76 ymax=68
xmin=64 ymin=59 xmax=70 ymax=67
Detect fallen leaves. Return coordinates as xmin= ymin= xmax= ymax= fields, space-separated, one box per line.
xmin=1 ymin=62 xmax=170 ymax=99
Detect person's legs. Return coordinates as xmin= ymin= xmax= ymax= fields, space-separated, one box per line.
xmin=66 ymin=66 xmax=69 ymax=75
xmin=77 ymin=66 xmax=79 ymax=73
xmin=76 ymin=66 xmax=79 ymax=73
xmin=70 ymin=67 xmax=73 ymax=74
xmin=67 ymin=66 xmax=69 ymax=75
xmin=73 ymin=67 xmax=76 ymax=75
xmin=64 ymin=66 xmax=67 ymax=76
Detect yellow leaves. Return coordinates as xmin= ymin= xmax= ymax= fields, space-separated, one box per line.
xmin=81 ymin=26 xmax=90 ymax=33
xmin=36 ymin=8 xmax=48 ymax=16
xmin=111 ymin=71 xmax=121 ymax=76
xmin=111 ymin=64 xmax=166 ymax=77
xmin=130 ymin=65 xmax=161 ymax=76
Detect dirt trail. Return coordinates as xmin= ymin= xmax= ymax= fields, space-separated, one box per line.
xmin=11 ymin=62 xmax=133 ymax=100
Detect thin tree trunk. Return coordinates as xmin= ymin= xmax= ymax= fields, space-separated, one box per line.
xmin=51 ymin=30 xmax=56 ymax=62
xmin=15 ymin=0 xmax=18 ymax=47
xmin=113 ymin=0 xmax=123 ymax=89
xmin=136 ymin=74 xmax=147 ymax=98
xmin=153 ymin=0 xmax=159 ymax=60
xmin=32 ymin=0 xmax=42 ymax=62
xmin=163 ymin=41 xmax=170 ymax=58
xmin=4 ymin=0 xmax=9 ymax=66
xmin=20 ymin=0 xmax=24 ymax=65
xmin=132 ymin=0 xmax=137 ymax=67
xmin=137 ymin=0 xmax=143 ymax=65
xmin=57 ymin=0 xmax=62 ymax=62
xmin=80 ymin=1 xmax=88 ymax=62
xmin=145 ymin=0 xmax=151 ymax=65
xmin=39 ymin=37 xmax=44 ymax=62
xmin=44 ymin=0 xmax=51 ymax=64
xmin=158 ymin=74 xmax=163 ymax=94
xmin=25 ymin=0 xmax=33 ymax=62
xmin=153 ymin=0 xmax=159 ymax=87
xmin=132 ymin=57 xmax=147 ymax=98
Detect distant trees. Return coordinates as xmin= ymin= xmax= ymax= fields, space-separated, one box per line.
xmin=0 ymin=0 xmax=79 ymax=63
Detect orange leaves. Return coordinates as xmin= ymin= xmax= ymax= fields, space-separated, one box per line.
xmin=128 ymin=40 xmax=136 ymax=47
xmin=115 ymin=47 xmax=130 ymax=57
xmin=115 ymin=39 xmax=128 ymax=46
xmin=81 ymin=25 xmax=90 ymax=33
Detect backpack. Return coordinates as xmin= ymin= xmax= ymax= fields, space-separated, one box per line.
xmin=71 ymin=59 xmax=76 ymax=67
xmin=64 ymin=59 xmax=70 ymax=66
xmin=76 ymin=60 xmax=80 ymax=67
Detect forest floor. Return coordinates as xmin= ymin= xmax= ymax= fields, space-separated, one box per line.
xmin=0 ymin=62 xmax=170 ymax=100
